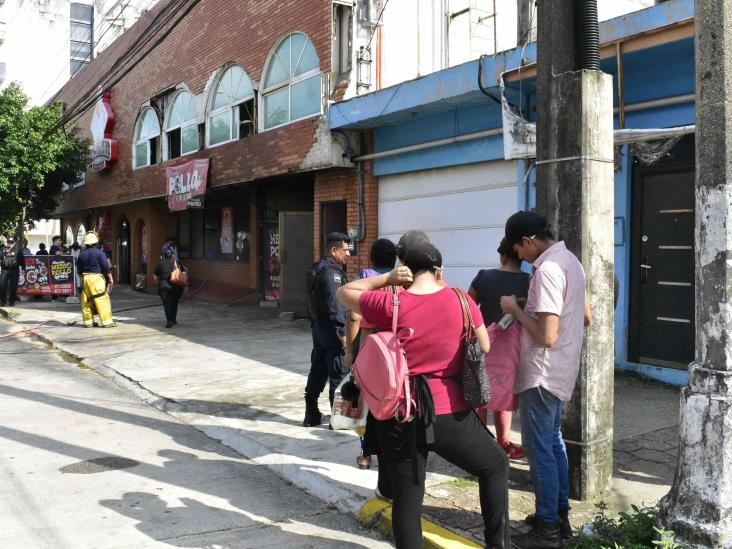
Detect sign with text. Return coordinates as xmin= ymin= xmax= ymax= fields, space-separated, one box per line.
xmin=18 ymin=256 xmax=75 ymax=296
xmin=167 ymin=158 xmax=210 ymax=212
xmin=89 ymin=91 xmax=119 ymax=172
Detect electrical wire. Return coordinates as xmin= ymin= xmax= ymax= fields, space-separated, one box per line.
xmin=365 ymin=0 xmax=390 ymax=51
xmin=48 ymin=0 xmax=194 ymax=134
xmin=50 ymin=0 xmax=185 ymax=125
xmin=39 ymin=0 xmax=154 ymax=104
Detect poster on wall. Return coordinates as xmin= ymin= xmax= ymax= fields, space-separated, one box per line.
xmin=221 ymin=207 xmax=234 ymax=254
xmin=263 ymin=223 xmax=280 ymax=302
xmin=18 ymin=256 xmax=75 ymax=296
xmin=166 ymin=158 xmax=210 ymax=212
xmin=94 ymin=210 xmax=113 ymax=253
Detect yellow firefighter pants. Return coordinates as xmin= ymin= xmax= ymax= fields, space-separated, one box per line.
xmin=81 ymin=274 xmax=114 ymax=327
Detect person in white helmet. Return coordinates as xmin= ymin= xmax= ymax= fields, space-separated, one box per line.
xmin=76 ymin=231 xmax=117 ymax=328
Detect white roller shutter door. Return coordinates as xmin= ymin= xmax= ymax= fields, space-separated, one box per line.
xmin=379 ymin=161 xmax=519 ymax=291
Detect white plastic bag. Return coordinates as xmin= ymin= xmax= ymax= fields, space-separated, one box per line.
xmin=330 ymin=373 xmax=369 ymax=434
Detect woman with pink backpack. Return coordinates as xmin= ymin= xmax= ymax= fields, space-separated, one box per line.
xmin=337 ymin=243 xmax=511 ymax=549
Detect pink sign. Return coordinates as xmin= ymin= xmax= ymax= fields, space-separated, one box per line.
xmin=166 ymin=159 xmax=209 ymax=212
xmin=221 ymin=207 xmax=234 ymax=254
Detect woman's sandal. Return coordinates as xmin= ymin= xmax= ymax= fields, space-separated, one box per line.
xmin=356 ymin=454 xmax=372 ymax=469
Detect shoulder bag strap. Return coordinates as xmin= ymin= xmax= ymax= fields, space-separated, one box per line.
xmin=452 ymin=288 xmax=469 ymax=339
xmin=391 ymin=292 xmax=400 ymax=334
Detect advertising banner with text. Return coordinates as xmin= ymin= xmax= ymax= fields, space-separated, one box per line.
xmin=18 ymin=256 xmax=75 ymax=296
xmin=167 ymin=158 xmax=210 ymax=212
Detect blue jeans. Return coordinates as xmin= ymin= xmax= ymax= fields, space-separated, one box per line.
xmin=518 ymin=386 xmax=569 ymax=523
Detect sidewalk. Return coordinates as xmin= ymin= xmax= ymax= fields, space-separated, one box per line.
xmin=0 ymin=289 xmax=681 ymax=546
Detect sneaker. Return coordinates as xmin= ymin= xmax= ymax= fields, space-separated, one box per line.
xmin=525 ymin=510 xmax=572 ymax=541
xmin=103 ymin=322 xmax=118 ymax=328
xmin=503 ymin=442 xmax=525 ymax=460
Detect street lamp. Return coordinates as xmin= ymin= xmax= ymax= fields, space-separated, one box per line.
xmin=357 ymin=46 xmax=372 ymax=94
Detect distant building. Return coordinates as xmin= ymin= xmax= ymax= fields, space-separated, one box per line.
xmin=0 ymin=0 xmax=159 ymax=105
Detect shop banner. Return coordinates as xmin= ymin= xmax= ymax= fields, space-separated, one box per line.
xmin=221 ymin=207 xmax=234 ymax=254
xmin=18 ymin=255 xmax=75 ymax=296
xmin=167 ymin=158 xmax=210 ymax=212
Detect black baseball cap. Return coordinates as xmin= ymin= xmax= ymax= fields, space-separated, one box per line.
xmin=505 ymin=211 xmax=550 ymax=246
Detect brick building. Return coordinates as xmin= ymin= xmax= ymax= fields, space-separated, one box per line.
xmin=53 ymin=0 xmax=379 ymax=312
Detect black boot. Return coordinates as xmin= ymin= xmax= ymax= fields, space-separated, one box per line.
xmin=525 ymin=509 xmax=572 ymax=542
xmin=558 ymin=508 xmax=572 ymax=540
xmin=513 ymin=516 xmax=561 ymax=549
xmin=302 ymin=396 xmax=323 ymax=427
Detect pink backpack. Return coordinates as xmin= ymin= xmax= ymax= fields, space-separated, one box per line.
xmin=352 ymin=293 xmax=414 ymax=421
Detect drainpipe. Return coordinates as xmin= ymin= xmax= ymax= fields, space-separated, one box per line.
xmin=574 ymin=0 xmax=600 ymax=70
xmin=356 ymin=133 xmax=366 ymax=241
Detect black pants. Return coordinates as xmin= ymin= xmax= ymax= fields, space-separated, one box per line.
xmin=159 ymin=287 xmax=182 ymax=323
xmin=375 ymin=409 xmax=510 ymax=549
xmin=305 ymin=321 xmax=348 ymax=404
xmin=0 ymin=269 xmax=20 ymax=305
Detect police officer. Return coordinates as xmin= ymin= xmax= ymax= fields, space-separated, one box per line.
xmin=303 ymin=232 xmax=351 ymax=427
xmin=0 ymin=237 xmax=24 ymax=307
xmin=77 ymin=231 xmax=117 ymax=328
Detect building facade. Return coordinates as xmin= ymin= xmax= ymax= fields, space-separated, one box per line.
xmin=330 ymin=0 xmax=696 ymax=385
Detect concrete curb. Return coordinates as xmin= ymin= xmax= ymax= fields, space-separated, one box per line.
xmin=359 ymin=499 xmax=482 ymax=549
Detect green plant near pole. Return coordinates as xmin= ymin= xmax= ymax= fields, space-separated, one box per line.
xmin=565 ymin=502 xmax=683 ymax=549
xmin=0 ymin=82 xmax=89 ymax=238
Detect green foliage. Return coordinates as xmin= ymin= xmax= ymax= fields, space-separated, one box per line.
xmin=0 ymin=82 xmax=89 ymax=235
xmin=564 ymin=502 xmax=682 ymax=549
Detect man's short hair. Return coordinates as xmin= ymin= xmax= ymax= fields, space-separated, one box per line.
xmin=397 ymin=230 xmax=430 ymax=261
xmin=166 ymin=236 xmax=177 ymax=244
xmin=505 ymin=211 xmax=555 ymax=246
xmin=325 ymin=232 xmax=350 ymax=251
xmin=52 ymin=235 xmax=62 ymax=242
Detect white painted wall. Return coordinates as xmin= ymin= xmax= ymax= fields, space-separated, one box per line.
xmin=0 ymin=0 xmax=159 ymax=106
xmin=344 ymin=0 xmax=655 ymax=98
xmin=378 ymin=160 xmax=518 ymax=291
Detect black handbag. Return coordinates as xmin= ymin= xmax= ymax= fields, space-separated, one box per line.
xmin=453 ymin=288 xmax=492 ymax=407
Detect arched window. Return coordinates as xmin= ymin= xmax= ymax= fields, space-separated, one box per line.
xmin=133 ymin=108 xmax=160 ymax=169
xmin=65 ymin=226 xmax=74 ymax=246
xmin=165 ymin=91 xmax=199 ymax=159
xmin=208 ymin=65 xmax=255 ymax=146
xmin=76 ymin=224 xmax=86 ymax=245
xmin=262 ymin=33 xmax=321 ymax=130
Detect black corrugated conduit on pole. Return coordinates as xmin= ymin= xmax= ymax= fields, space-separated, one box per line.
xmin=574 ymin=0 xmax=600 ymax=70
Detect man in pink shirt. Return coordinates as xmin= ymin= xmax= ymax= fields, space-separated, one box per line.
xmin=499 ymin=211 xmax=588 ymax=549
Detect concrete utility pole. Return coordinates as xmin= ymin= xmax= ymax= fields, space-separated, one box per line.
xmin=535 ymin=0 xmax=615 ymax=499
xmin=659 ymin=1 xmax=732 ymax=546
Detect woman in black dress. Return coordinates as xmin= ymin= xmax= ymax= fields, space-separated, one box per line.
xmin=469 ymin=237 xmax=529 ymax=460
xmin=154 ymin=249 xmax=185 ymax=328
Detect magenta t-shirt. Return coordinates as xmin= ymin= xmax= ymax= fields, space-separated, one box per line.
xmin=359 ymin=287 xmax=484 ymax=415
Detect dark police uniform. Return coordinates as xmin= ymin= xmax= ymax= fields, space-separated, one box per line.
xmin=0 ymin=245 xmax=24 ymax=306
xmin=304 ymin=256 xmax=349 ymax=415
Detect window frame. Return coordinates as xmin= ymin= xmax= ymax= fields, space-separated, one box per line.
xmin=70 ymin=3 xmax=93 ymax=77
xmin=164 ymin=90 xmax=199 ymax=159
xmin=260 ymin=32 xmax=323 ymax=132
xmin=132 ymin=107 xmax=161 ymax=170
xmin=206 ymin=65 xmax=256 ymax=148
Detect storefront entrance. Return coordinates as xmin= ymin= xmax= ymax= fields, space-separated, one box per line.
xmin=629 ymin=136 xmax=695 ymax=369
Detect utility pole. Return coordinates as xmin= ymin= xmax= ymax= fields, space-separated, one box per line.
xmin=659 ymin=0 xmax=732 ymax=546
xmin=535 ymin=0 xmax=615 ymax=499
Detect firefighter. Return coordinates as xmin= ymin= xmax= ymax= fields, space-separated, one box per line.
xmin=77 ymin=231 xmax=117 ymax=328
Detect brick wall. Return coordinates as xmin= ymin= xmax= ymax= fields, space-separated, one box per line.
xmin=314 ymin=159 xmax=379 ymax=281
xmin=54 ymin=0 xmax=336 ymax=215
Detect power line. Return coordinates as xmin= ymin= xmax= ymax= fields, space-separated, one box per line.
xmin=50 ymin=0 xmax=200 ymax=134
xmin=39 ymin=0 xmax=148 ymax=104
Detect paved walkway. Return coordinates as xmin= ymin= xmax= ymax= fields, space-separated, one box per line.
xmin=1 ymin=289 xmax=682 ymax=546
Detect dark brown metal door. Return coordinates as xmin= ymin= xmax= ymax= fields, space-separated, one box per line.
xmin=630 ymin=165 xmax=695 ymax=369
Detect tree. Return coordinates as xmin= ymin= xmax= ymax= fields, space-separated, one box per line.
xmin=0 ymin=82 xmax=89 ymax=237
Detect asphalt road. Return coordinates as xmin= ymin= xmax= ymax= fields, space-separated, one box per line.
xmin=0 ymin=318 xmax=392 ymax=549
